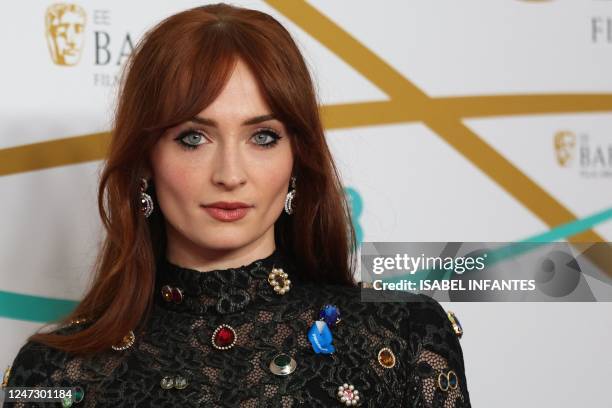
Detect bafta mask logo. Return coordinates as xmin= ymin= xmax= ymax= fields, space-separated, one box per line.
xmin=45 ymin=3 xmax=86 ymax=66
xmin=554 ymin=131 xmax=576 ymax=167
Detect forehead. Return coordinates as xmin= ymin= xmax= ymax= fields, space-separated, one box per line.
xmin=197 ymin=59 xmax=272 ymax=120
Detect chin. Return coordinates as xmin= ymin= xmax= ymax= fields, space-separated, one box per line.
xmin=195 ymin=235 xmax=251 ymax=251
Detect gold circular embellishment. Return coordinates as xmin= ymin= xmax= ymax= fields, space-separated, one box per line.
xmin=437 ymin=372 xmax=448 ymax=391
xmin=111 ymin=330 xmax=135 ymax=351
xmin=377 ymin=347 xmax=396 ymax=369
xmin=268 ymin=267 xmax=291 ymax=295
xmin=437 ymin=369 xmax=459 ymax=392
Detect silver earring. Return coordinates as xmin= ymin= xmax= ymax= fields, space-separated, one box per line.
xmin=284 ymin=176 xmax=296 ymax=215
xmin=140 ymin=178 xmax=154 ymax=218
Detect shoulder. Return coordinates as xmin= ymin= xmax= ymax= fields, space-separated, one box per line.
xmin=4 ymin=322 xmax=87 ymax=388
xmin=399 ymin=293 xmax=464 ymax=359
xmin=403 ymin=292 xmax=459 ymax=334
xmin=5 ymin=340 xmax=65 ymax=388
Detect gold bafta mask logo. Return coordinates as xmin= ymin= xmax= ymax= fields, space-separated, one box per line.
xmin=45 ymin=3 xmax=86 ymax=66
xmin=554 ymin=131 xmax=576 ymax=167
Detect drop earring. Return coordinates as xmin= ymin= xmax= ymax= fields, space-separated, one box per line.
xmin=140 ymin=177 xmax=154 ymax=218
xmin=284 ymin=176 xmax=296 ymax=215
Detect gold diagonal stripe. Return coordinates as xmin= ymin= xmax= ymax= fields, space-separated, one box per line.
xmin=434 ymin=94 xmax=612 ymax=118
xmin=320 ymin=94 xmax=612 ymax=129
xmin=266 ymin=0 xmax=611 ymax=274
xmin=0 ymin=132 xmax=109 ymax=177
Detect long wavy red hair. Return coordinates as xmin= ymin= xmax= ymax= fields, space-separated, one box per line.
xmin=29 ymin=3 xmax=357 ymax=355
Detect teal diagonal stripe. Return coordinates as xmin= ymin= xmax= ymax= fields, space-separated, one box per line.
xmin=381 ymin=205 xmax=612 ymax=284
xmin=0 ymin=290 xmax=77 ymax=323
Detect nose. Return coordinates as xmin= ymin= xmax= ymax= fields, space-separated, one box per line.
xmin=211 ymin=143 xmax=247 ymax=190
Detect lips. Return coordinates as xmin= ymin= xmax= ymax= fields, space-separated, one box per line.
xmin=202 ymin=202 xmax=252 ymax=222
xmin=203 ymin=201 xmax=252 ymax=210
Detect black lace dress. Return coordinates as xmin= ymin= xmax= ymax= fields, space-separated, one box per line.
xmin=3 ymin=249 xmax=471 ymax=407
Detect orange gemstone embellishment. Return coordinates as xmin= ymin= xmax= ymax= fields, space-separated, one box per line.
xmin=111 ymin=330 xmax=135 ymax=351
xmin=377 ymin=347 xmax=396 ymax=369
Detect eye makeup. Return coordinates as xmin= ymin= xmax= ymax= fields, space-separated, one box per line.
xmin=173 ymin=127 xmax=282 ymax=151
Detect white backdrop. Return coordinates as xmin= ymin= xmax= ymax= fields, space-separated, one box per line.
xmin=1 ymin=1 xmax=611 ymax=406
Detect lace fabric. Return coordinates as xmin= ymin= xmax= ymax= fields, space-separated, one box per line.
xmin=3 ymin=249 xmax=471 ymax=407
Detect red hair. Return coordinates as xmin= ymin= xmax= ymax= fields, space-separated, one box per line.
xmin=30 ymin=3 xmax=357 ymax=355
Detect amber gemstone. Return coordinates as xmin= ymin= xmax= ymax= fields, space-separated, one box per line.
xmin=378 ymin=347 xmax=396 ymax=368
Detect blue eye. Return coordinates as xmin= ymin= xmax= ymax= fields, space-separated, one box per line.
xmin=174 ymin=128 xmax=282 ymax=151
xmin=175 ymin=129 xmax=207 ymax=150
xmin=252 ymin=129 xmax=281 ymax=148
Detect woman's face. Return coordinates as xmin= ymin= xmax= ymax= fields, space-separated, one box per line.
xmin=149 ymin=58 xmax=294 ymax=265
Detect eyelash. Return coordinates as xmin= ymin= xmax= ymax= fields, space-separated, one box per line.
xmin=174 ymin=127 xmax=282 ymax=151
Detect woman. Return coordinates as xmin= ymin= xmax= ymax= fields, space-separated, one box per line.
xmin=3 ymin=3 xmax=470 ymax=407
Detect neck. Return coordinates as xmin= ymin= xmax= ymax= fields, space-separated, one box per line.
xmin=164 ymin=222 xmax=277 ymax=272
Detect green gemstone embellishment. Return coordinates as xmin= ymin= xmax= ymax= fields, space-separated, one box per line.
xmin=269 ymin=353 xmax=296 ymax=376
xmin=274 ymin=354 xmax=291 ymax=367
xmin=61 ymin=395 xmax=73 ymax=408
xmin=73 ymin=386 xmax=84 ymax=403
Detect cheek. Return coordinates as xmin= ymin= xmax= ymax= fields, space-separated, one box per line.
xmin=151 ymin=144 xmax=201 ymax=206
xmin=253 ymin=148 xmax=293 ymax=208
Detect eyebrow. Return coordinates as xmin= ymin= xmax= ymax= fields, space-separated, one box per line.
xmin=189 ymin=113 xmax=277 ymax=127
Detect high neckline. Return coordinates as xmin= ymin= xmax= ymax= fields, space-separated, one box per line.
xmin=154 ymin=248 xmax=299 ymax=316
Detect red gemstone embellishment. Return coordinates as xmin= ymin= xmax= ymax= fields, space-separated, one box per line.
xmin=171 ymin=287 xmax=183 ymax=303
xmin=212 ymin=324 xmax=236 ymax=350
xmin=217 ymin=328 xmax=233 ymax=345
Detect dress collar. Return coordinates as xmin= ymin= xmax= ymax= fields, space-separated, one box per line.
xmin=154 ymin=248 xmax=298 ymax=316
